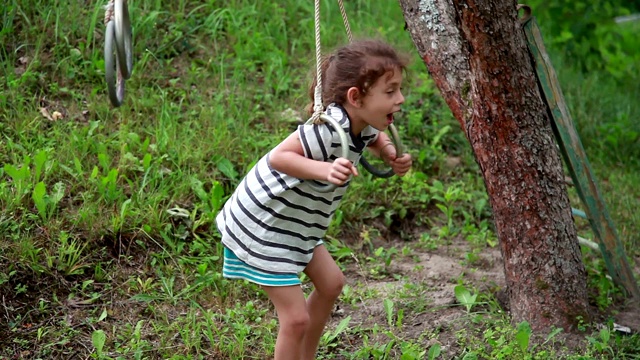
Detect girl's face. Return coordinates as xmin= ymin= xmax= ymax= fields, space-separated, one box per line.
xmin=350 ymin=68 xmax=405 ymax=134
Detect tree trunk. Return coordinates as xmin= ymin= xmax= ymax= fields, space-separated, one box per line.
xmin=398 ymin=0 xmax=591 ymax=331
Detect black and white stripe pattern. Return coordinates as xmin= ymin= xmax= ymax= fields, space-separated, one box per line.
xmin=216 ymin=104 xmax=379 ymax=274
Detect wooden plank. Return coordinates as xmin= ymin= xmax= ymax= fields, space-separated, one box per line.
xmin=521 ymin=15 xmax=640 ymax=298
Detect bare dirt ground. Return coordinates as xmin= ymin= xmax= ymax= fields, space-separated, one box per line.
xmin=325 ymin=230 xmax=640 ymax=359
xmin=331 ymin=234 xmax=509 ymax=357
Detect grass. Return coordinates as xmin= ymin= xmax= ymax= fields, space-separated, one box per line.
xmin=1 ymin=0 xmax=640 ymax=358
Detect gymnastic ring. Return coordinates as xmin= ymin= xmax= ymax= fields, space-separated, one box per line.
xmin=105 ymin=20 xmax=125 ymax=107
xmin=360 ymin=123 xmax=403 ymax=178
xmin=305 ymin=114 xmax=350 ymax=193
xmin=114 ymin=0 xmax=133 ymax=79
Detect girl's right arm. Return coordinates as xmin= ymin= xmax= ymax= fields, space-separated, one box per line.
xmin=269 ymin=132 xmax=358 ymax=185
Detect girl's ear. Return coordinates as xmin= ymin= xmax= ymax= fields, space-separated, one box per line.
xmin=346 ymin=87 xmax=362 ymax=107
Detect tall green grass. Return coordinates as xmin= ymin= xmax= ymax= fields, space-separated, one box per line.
xmin=1 ymin=0 xmax=639 ymax=358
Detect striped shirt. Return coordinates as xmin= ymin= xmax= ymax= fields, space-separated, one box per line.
xmin=216 ymin=104 xmax=379 ymax=274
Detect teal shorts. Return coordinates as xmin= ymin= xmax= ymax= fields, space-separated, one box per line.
xmin=222 ymin=247 xmax=301 ymax=287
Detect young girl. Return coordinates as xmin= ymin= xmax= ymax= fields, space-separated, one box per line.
xmin=216 ymin=39 xmax=412 ymax=360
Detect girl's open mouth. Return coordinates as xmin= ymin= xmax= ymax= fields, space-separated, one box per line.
xmin=387 ymin=113 xmax=394 ymax=125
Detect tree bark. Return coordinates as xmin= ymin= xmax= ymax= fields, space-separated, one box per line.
xmin=398 ymin=0 xmax=591 ymax=331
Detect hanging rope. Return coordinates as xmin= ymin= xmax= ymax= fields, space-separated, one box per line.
xmin=312 ymin=0 xmax=352 ymax=124
xmin=104 ymin=0 xmax=114 ymax=25
xmin=337 ymin=0 xmax=353 ymax=42
xmin=311 ymin=0 xmax=324 ymax=123
xmin=306 ymin=0 xmax=349 ymax=193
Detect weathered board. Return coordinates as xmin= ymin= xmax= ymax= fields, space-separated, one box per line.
xmin=520 ymin=6 xmax=639 ymax=298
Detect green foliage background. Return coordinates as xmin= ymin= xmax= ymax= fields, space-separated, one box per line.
xmin=526 ymin=0 xmax=640 ymax=164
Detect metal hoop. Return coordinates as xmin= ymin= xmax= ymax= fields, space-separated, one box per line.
xmin=305 ymin=114 xmax=350 ymax=193
xmin=360 ymin=124 xmax=404 ymax=178
xmin=105 ymin=20 xmax=125 ymax=107
xmin=114 ymin=0 xmax=133 ymax=79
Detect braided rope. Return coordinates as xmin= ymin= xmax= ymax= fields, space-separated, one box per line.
xmin=104 ymin=0 xmax=114 ymax=25
xmin=312 ymin=0 xmax=324 ymax=123
xmin=312 ymin=0 xmax=353 ymax=124
xmin=337 ymin=0 xmax=353 ymax=42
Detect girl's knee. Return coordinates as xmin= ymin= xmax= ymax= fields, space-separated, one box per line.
xmin=321 ymin=273 xmax=346 ymax=299
xmin=280 ymin=311 xmax=310 ymax=335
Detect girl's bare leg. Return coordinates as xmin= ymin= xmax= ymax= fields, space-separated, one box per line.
xmin=262 ymin=285 xmax=309 ymax=360
xmin=301 ymin=245 xmax=346 ymax=360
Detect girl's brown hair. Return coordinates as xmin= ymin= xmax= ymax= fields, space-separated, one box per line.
xmin=306 ymin=39 xmax=409 ymax=115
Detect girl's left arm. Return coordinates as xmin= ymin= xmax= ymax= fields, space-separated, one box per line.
xmin=367 ymin=132 xmax=412 ymax=176
xmin=367 ymin=132 xmax=395 ymax=158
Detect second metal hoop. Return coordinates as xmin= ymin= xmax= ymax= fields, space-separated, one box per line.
xmin=105 ymin=20 xmax=125 ymax=107
xmin=114 ymin=0 xmax=133 ymax=79
xmin=360 ymin=124 xmax=403 ymax=178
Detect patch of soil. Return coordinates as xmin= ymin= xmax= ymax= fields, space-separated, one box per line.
xmin=324 ymin=232 xmax=627 ymax=358
xmin=334 ymin=236 xmax=506 ymax=356
xmin=612 ymin=301 xmax=640 ymax=333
